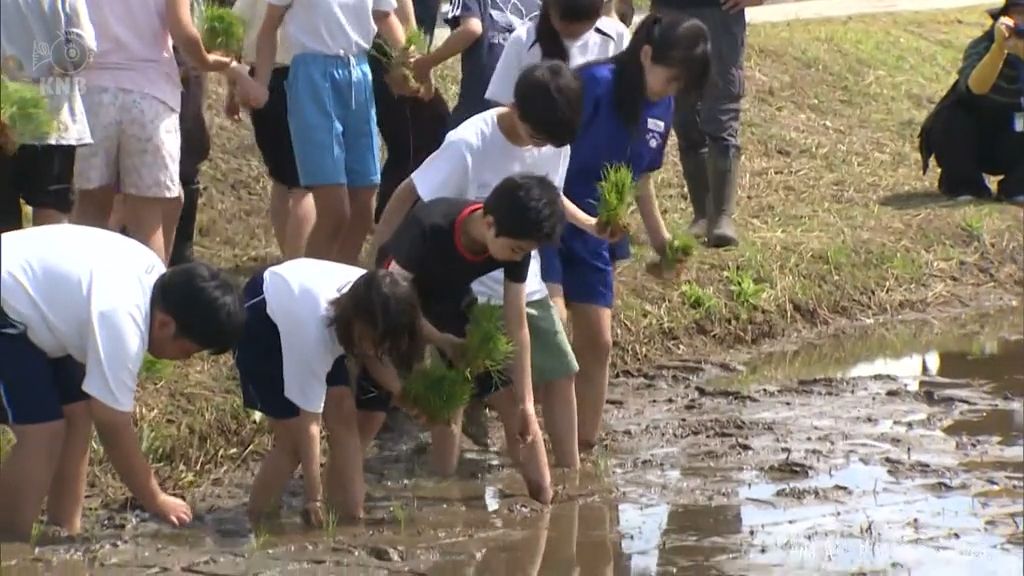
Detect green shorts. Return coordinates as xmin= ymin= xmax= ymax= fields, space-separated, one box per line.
xmin=526 ymin=297 xmax=578 ymax=385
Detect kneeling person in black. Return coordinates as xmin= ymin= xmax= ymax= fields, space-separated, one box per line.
xmin=378 ymin=174 xmax=565 ymax=504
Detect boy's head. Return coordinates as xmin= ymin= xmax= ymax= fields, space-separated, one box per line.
xmin=481 ymin=174 xmax=565 ymax=262
xmin=148 ymin=263 xmax=245 ymax=360
xmin=511 ymin=61 xmax=583 ymax=148
xmin=989 ymin=0 xmax=1024 ymax=23
xmin=329 ymin=270 xmax=425 ymax=374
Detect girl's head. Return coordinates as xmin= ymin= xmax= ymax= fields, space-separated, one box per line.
xmin=329 ymin=270 xmax=425 ymax=374
xmin=535 ymin=0 xmax=605 ymax=61
xmin=606 ymin=14 xmax=710 ymax=127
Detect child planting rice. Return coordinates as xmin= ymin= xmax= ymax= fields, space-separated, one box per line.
xmin=0 ymin=224 xmax=244 ymax=541
xmin=234 ymin=259 xmax=424 ymax=523
xmin=540 ymin=14 xmax=710 ymax=451
xmin=377 ymin=175 xmax=566 ymax=504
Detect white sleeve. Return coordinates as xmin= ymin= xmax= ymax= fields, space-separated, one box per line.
xmin=615 ymin=25 xmax=631 ymax=53
xmin=485 ymin=29 xmax=526 ymax=104
xmin=264 ymin=276 xmax=330 ymax=414
xmin=266 ymin=0 xmax=292 ymax=6
xmin=82 ymin=307 xmax=146 ymax=413
xmin=550 ymin=146 xmax=570 ymax=190
xmin=373 ymin=0 xmax=398 ymax=11
xmin=410 ymin=138 xmax=473 ymax=202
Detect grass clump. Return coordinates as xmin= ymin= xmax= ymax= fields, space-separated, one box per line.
xmin=401 ymin=361 xmax=474 ymax=424
xmin=461 ymin=304 xmax=513 ymax=376
xmin=727 ymin=268 xmax=767 ymax=310
xmin=679 ymin=282 xmax=718 ymax=314
xmin=199 ymin=4 xmax=245 ymax=59
xmin=596 ymin=163 xmax=635 ymax=230
xmin=371 ymin=28 xmax=429 ymax=91
xmin=0 ymin=76 xmax=55 ymax=154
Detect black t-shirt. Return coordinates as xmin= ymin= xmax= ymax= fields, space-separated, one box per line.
xmin=379 ymin=198 xmax=530 ymax=332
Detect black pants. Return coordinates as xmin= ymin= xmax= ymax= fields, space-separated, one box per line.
xmin=171 ymin=67 xmax=210 ymax=266
xmin=928 ymin=96 xmax=1024 ymax=198
xmin=369 ymin=53 xmax=451 ymax=222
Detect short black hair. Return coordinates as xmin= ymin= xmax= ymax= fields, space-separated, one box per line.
xmin=534 ymin=0 xmax=606 ymax=61
xmin=151 ymin=262 xmax=244 ymax=354
xmin=483 ymin=174 xmax=565 ymax=244
xmin=513 ymin=61 xmax=583 ymax=148
xmin=328 ymin=269 xmax=425 ymax=375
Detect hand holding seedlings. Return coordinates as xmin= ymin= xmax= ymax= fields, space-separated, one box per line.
xmin=647 ymin=231 xmax=698 ymax=278
xmin=401 ymin=361 xmax=475 ymax=424
xmin=372 ymin=28 xmax=434 ymax=99
xmin=199 ymin=4 xmax=245 ymax=60
xmin=0 ymin=76 xmax=56 ymax=155
xmin=596 ymin=163 xmax=636 ymax=238
xmin=302 ymin=499 xmax=325 ymax=528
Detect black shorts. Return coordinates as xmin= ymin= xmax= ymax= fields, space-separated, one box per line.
xmin=0 ymin=144 xmax=77 ymax=230
xmin=249 ymin=66 xmax=301 ymax=190
xmin=0 ymin=307 xmax=88 ymax=426
xmin=234 ymin=274 xmax=392 ymax=420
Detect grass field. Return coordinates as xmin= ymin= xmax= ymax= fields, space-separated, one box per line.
xmin=3 ymin=8 xmax=1020 ymax=503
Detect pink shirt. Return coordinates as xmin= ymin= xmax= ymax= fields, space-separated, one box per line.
xmin=82 ymin=0 xmax=181 ymax=111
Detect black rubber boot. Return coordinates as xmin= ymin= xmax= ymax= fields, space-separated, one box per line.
xmin=170 ymin=182 xmax=200 ymax=267
xmin=707 ymin=148 xmax=740 ymax=248
xmin=681 ymin=151 xmax=711 ymax=238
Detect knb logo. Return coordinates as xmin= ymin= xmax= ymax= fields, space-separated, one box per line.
xmin=32 ymin=29 xmax=93 ymax=75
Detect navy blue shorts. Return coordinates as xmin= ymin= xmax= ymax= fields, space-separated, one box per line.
xmin=233 ymin=274 xmax=392 ymax=420
xmin=540 ymin=232 xmax=615 ymax=309
xmin=0 ymin=307 xmax=87 ymax=426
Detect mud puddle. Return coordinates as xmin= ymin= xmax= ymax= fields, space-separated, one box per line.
xmin=3 ymin=309 xmax=1022 ymax=575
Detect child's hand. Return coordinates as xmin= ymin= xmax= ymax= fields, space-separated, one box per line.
xmin=410 ymin=55 xmax=434 ymax=85
xmin=436 ymin=333 xmax=466 ymax=365
xmin=147 ymin=491 xmax=193 ymax=527
xmin=301 ymin=499 xmax=325 ymax=528
xmin=224 ymin=93 xmax=241 ymax=121
xmin=393 ymin=390 xmax=429 ymax=426
xmin=513 ymin=403 xmax=538 ymax=446
xmin=384 ymin=68 xmax=420 ymax=98
xmin=235 ymin=76 xmax=270 ymax=110
xmin=595 ymin=219 xmax=629 ymax=243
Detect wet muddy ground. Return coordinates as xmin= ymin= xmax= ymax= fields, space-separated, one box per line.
xmin=3 ymin=309 xmax=1022 ymax=575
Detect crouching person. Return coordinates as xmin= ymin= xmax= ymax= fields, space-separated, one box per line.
xmin=920 ymin=0 xmax=1024 ymax=203
xmin=0 ymin=224 xmax=244 ymax=542
xmin=234 ymin=259 xmax=424 ymax=525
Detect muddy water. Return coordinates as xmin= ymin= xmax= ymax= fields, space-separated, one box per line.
xmin=3 ymin=309 xmax=1022 ymax=575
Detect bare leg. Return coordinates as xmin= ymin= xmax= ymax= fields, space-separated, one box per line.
xmin=488 ymin=388 xmax=552 ymax=504
xmin=269 ymin=181 xmax=289 ymax=254
xmin=71 ymin=185 xmax=117 ymax=230
xmin=248 ymin=419 xmax=300 ymax=523
xmin=323 ymin=387 xmax=368 ymax=519
xmin=161 ymin=193 xmax=184 ymax=262
xmin=305 ymin=184 xmax=349 ymax=261
xmin=45 ymin=401 xmax=92 ymax=534
xmin=334 ymin=186 xmax=375 ymax=265
xmin=541 ymin=376 xmax=579 ymax=469
xmin=284 ymin=190 xmax=315 ymax=260
xmin=0 ymin=421 xmax=65 ymax=541
xmin=570 ymin=304 xmax=613 ymax=451
xmin=430 ymin=406 xmax=465 ymax=477
xmin=31 ymin=208 xmax=69 ymax=227
xmin=357 ymin=411 xmax=386 ymax=449
xmin=122 ymin=195 xmax=181 ymax=263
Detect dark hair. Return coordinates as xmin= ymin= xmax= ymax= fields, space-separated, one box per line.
xmin=151 ymin=262 xmax=244 ymax=355
xmin=534 ymin=0 xmax=605 ymax=61
xmin=328 ymin=270 xmax=425 ymax=375
xmin=513 ymin=61 xmax=583 ymax=147
xmin=607 ymin=14 xmax=710 ymax=128
xmin=483 ymin=174 xmax=565 ymax=243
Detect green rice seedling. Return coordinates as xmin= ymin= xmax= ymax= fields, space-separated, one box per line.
xmin=0 ymin=76 xmax=56 ymax=154
xmin=596 ymin=163 xmax=635 ymax=229
xmin=404 ymin=27 xmax=428 ymax=54
xmin=461 ymin=304 xmax=513 ymax=377
xmin=401 ymin=361 xmax=474 ymax=424
xmin=662 ymin=231 xmax=698 ymax=269
xmin=199 ymin=4 xmax=245 ymax=59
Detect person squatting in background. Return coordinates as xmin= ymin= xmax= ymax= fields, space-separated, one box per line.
xmin=0 ymin=0 xmax=95 ymax=233
xmin=230 ymin=0 xmax=316 ymax=261
xmin=650 ymin=0 xmax=763 ymax=248
xmin=919 ymin=0 xmax=1024 ymax=204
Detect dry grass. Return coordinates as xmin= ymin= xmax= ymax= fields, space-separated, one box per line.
xmin=65 ymin=8 xmax=1023 ymax=503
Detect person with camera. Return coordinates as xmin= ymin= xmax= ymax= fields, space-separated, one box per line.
xmin=919 ymin=0 xmax=1024 ymax=204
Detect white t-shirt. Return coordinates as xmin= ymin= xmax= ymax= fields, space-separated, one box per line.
xmin=411 ymin=108 xmax=569 ymax=304
xmin=267 ymin=0 xmax=398 ymax=57
xmin=0 ymin=225 xmax=165 ymax=413
xmin=262 ymin=258 xmax=366 ymax=414
xmin=485 ymin=16 xmax=630 ymax=105
xmin=233 ymin=0 xmax=295 ymax=65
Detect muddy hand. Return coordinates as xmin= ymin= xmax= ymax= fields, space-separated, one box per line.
xmin=595 ymin=219 xmax=628 ymax=243
xmin=302 ymin=500 xmax=325 ymax=528
xmin=516 ymin=404 xmax=537 ymax=446
xmin=149 ymin=492 xmax=193 ymax=527
xmin=438 ymin=333 xmax=466 ymax=366
xmin=393 ymin=390 xmax=429 ymax=426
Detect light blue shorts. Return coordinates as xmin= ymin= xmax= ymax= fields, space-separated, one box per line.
xmin=286 ymin=52 xmax=381 ymax=188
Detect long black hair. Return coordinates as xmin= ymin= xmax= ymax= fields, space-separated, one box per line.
xmin=533 ymin=0 xmax=605 ymax=62
xmin=606 ymin=13 xmax=711 ymax=129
